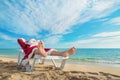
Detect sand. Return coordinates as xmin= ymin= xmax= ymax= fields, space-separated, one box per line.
xmin=0 ymin=57 xmax=120 ymax=80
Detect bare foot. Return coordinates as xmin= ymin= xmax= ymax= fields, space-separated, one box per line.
xmin=62 ymin=47 xmax=76 ymax=57
xmin=38 ymin=40 xmax=44 ymax=48
xmin=38 ymin=41 xmax=47 ymax=57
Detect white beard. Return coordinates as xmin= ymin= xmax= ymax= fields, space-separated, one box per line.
xmin=26 ymin=39 xmax=39 ymax=47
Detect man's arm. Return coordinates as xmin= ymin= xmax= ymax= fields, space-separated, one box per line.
xmin=17 ymin=38 xmax=26 ymax=49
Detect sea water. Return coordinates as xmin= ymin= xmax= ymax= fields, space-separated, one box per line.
xmin=69 ymin=48 xmax=120 ymax=67
xmin=0 ymin=48 xmax=120 ymax=67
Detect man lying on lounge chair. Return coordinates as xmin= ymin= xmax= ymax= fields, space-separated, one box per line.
xmin=17 ymin=38 xmax=76 ymax=71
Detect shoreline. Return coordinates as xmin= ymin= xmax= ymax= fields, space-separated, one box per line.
xmin=0 ymin=48 xmax=120 ymax=68
xmin=67 ymin=60 xmax=120 ymax=68
xmin=0 ymin=57 xmax=120 ymax=74
xmin=0 ymin=57 xmax=120 ymax=80
xmin=0 ymin=56 xmax=120 ymax=68
xmin=0 ymin=55 xmax=120 ymax=69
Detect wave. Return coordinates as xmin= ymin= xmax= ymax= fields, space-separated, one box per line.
xmin=69 ymin=58 xmax=120 ymax=64
xmin=0 ymin=54 xmax=17 ymax=58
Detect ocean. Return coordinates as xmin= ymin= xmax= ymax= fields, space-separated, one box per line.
xmin=0 ymin=48 xmax=120 ymax=67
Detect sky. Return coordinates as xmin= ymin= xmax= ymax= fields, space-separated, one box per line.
xmin=0 ymin=0 xmax=120 ymax=48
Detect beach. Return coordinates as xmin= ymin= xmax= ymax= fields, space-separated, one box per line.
xmin=0 ymin=57 xmax=120 ymax=80
xmin=1 ymin=0 xmax=120 ymax=80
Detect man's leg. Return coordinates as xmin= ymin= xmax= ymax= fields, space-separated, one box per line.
xmin=50 ymin=47 xmax=76 ymax=57
xmin=34 ymin=41 xmax=47 ymax=57
xmin=34 ymin=41 xmax=76 ymax=57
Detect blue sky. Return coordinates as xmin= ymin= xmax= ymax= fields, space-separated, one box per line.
xmin=0 ymin=0 xmax=120 ymax=48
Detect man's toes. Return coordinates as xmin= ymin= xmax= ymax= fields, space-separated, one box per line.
xmin=38 ymin=41 xmax=43 ymax=46
xmin=39 ymin=41 xmax=42 ymax=44
xmin=40 ymin=40 xmax=44 ymax=44
xmin=72 ymin=47 xmax=76 ymax=51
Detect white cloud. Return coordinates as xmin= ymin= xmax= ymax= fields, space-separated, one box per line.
xmin=93 ymin=31 xmax=120 ymax=43
xmin=100 ymin=36 xmax=120 ymax=43
xmin=105 ymin=17 xmax=120 ymax=26
xmin=1 ymin=0 xmax=120 ymax=48
xmin=93 ymin=31 xmax=120 ymax=37
xmin=1 ymin=0 xmax=120 ymax=37
xmin=54 ymin=38 xmax=100 ymax=48
xmin=56 ymin=36 xmax=120 ymax=48
xmin=1 ymin=1 xmax=40 ymax=36
xmin=56 ymin=31 xmax=120 ymax=48
xmin=0 ymin=33 xmax=16 ymax=41
xmin=76 ymin=38 xmax=99 ymax=44
xmin=44 ymin=35 xmax=62 ymax=45
xmin=78 ymin=0 xmax=120 ymax=23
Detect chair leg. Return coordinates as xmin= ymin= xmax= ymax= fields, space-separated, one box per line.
xmin=51 ymin=59 xmax=57 ymax=67
xmin=60 ymin=59 xmax=67 ymax=70
xmin=18 ymin=51 xmax=21 ymax=65
xmin=31 ymin=58 xmax=36 ymax=71
xmin=42 ymin=59 xmax=45 ymax=64
xmin=38 ymin=59 xmax=41 ymax=64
